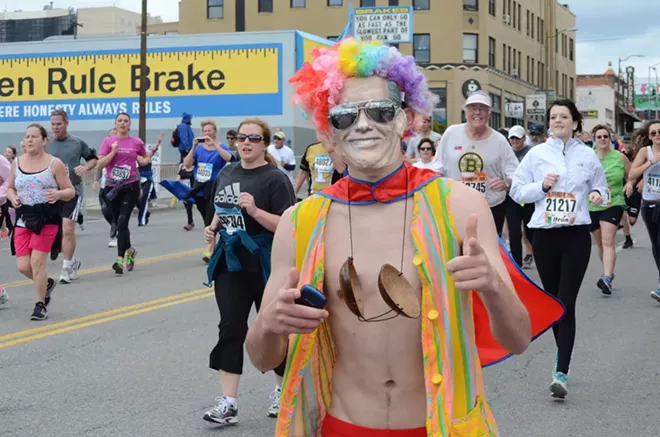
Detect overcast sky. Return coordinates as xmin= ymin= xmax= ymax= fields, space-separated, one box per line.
xmin=4 ymin=0 xmax=658 ymax=85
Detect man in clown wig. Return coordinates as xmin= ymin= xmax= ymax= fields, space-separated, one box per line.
xmin=246 ymin=39 xmax=564 ymax=437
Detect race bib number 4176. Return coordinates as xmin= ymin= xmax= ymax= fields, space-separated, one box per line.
xmin=545 ymin=192 xmax=577 ymax=225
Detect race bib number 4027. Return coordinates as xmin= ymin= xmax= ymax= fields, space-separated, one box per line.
xmin=545 ymin=192 xmax=577 ymax=225
xmin=460 ymin=172 xmax=487 ymax=193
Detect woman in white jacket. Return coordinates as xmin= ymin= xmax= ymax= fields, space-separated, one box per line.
xmin=510 ymin=99 xmax=608 ymax=400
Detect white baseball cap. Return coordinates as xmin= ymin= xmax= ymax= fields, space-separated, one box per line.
xmin=508 ymin=125 xmax=526 ymax=139
xmin=464 ymin=92 xmax=492 ymax=108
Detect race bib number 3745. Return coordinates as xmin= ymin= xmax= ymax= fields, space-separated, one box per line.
xmin=460 ymin=172 xmax=487 ymax=193
xmin=545 ymin=192 xmax=577 ymax=225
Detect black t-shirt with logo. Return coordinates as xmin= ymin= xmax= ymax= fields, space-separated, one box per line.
xmin=212 ymin=162 xmax=295 ymax=272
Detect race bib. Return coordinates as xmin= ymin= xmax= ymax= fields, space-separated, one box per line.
xmin=111 ymin=165 xmax=131 ymax=181
xmin=646 ymin=173 xmax=660 ymax=195
xmin=545 ymin=192 xmax=577 ymax=225
xmin=460 ymin=172 xmax=487 ymax=194
xmin=602 ymin=185 xmax=612 ymax=207
xmin=196 ymin=163 xmax=213 ymax=183
xmin=216 ymin=206 xmax=246 ymax=235
xmin=313 ymin=154 xmax=333 ymax=183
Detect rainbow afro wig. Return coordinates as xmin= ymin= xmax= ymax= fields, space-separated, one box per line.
xmin=289 ymin=38 xmax=439 ymax=133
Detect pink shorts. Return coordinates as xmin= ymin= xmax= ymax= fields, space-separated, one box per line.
xmin=14 ymin=225 xmax=59 ymax=257
xmin=322 ymin=414 xmax=427 ymax=437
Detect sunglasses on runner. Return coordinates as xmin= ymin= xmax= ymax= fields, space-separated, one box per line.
xmin=596 ymin=134 xmax=610 ymax=140
xmin=236 ymin=133 xmax=264 ymax=143
xmin=650 ymin=130 xmax=660 ymax=137
xmin=419 ymin=147 xmax=433 ymax=152
xmin=226 ymin=136 xmax=235 ymax=141
xmin=328 ymin=99 xmax=398 ymax=130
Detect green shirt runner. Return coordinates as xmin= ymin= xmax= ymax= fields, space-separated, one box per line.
xmin=589 ymin=148 xmax=626 ymax=211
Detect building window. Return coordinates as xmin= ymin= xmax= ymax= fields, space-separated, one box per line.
xmin=413 ymin=34 xmax=431 ymax=63
xmin=531 ymin=13 xmax=534 ymax=38
xmin=430 ymin=88 xmax=447 ymax=124
xmin=526 ymin=10 xmax=530 ymax=36
xmin=537 ymin=17 xmax=541 ymax=42
xmin=291 ymin=0 xmax=305 ymax=7
xmin=328 ymin=0 xmax=342 ymax=5
xmin=488 ymin=37 xmax=496 ymax=67
xmin=490 ymin=93 xmax=502 ymax=130
xmin=570 ymin=77 xmax=574 ymax=100
xmin=555 ymin=70 xmax=559 ymax=93
xmin=463 ymin=0 xmax=478 ymax=11
xmin=360 ymin=0 xmax=376 ymax=6
xmin=526 ymin=56 xmax=530 ymax=82
xmin=489 ymin=0 xmax=495 ymax=16
xmin=569 ymin=38 xmax=574 ymax=61
xmin=512 ymin=48 xmax=517 ymax=71
xmin=414 ymin=0 xmax=430 ymax=10
xmin=508 ymin=45 xmax=511 ymax=73
xmin=207 ymin=0 xmax=224 ymax=19
xmin=502 ymin=43 xmax=506 ymax=71
xmin=463 ymin=33 xmax=478 ymax=63
xmin=531 ymin=59 xmax=535 ymax=85
xmin=259 ymin=0 xmax=273 ymax=12
xmin=512 ymin=1 xmax=516 ymax=27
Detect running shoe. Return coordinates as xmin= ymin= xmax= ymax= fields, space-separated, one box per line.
xmin=113 ymin=257 xmax=124 ymax=275
xmin=59 ymin=259 xmax=82 ymax=284
xmin=45 ymin=277 xmax=56 ymax=306
xmin=108 ymin=238 xmax=118 ymax=248
xmin=202 ymin=251 xmax=212 ymax=264
xmin=523 ymin=254 xmax=534 ymax=269
xmin=267 ymin=387 xmax=281 ymax=418
xmin=30 ymin=302 xmax=48 ymax=321
xmin=597 ymin=275 xmax=613 ymax=296
xmin=203 ymin=397 xmax=238 ymax=425
xmin=184 ymin=223 xmax=194 ymax=231
xmin=550 ymin=372 xmax=568 ymax=399
xmin=622 ymin=236 xmax=633 ymax=249
xmin=651 ymin=288 xmax=660 ymax=303
xmin=69 ymin=258 xmax=81 ymax=281
xmin=126 ymin=248 xmax=137 ymax=272
xmin=0 ymin=286 xmax=8 ymax=305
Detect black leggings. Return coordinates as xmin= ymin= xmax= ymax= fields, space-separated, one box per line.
xmin=533 ymin=225 xmax=591 ymax=375
xmin=195 ymin=196 xmax=214 ymax=227
xmin=505 ymin=196 xmax=535 ymax=266
xmin=490 ymin=201 xmax=507 ymax=237
xmin=210 ymin=270 xmax=286 ymax=376
xmin=138 ymin=179 xmax=154 ymax=225
xmin=642 ymin=202 xmax=660 ymax=281
xmin=1 ymin=202 xmax=13 ymax=231
xmin=103 ymin=182 xmax=140 ymax=257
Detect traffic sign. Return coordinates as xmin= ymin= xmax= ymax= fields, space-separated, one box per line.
xmin=526 ymin=94 xmax=546 ymax=115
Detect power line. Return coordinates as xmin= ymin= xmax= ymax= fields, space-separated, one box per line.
xmin=577 ymin=32 xmax=660 ymax=43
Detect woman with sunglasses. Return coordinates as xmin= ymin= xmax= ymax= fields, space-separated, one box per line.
xmin=511 ymin=99 xmax=608 ymax=399
xmin=412 ymin=138 xmax=437 ymax=170
xmin=588 ymin=125 xmax=631 ymax=295
xmin=629 ymin=120 xmax=660 ymax=302
xmin=202 ymin=118 xmax=295 ymax=426
xmin=97 ymin=112 xmax=155 ymax=275
xmin=183 ymin=120 xmax=235 ymax=262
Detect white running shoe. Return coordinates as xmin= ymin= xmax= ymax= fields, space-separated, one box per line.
xmin=59 ymin=268 xmax=72 ymax=284
xmin=0 ymin=287 xmax=8 ymax=305
xmin=267 ymin=387 xmax=281 ymax=418
xmin=108 ymin=238 xmax=118 ymax=248
xmin=69 ymin=258 xmax=81 ymax=281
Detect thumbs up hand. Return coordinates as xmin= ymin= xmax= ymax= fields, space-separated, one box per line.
xmin=446 ymin=213 xmax=495 ymax=294
xmin=262 ymin=267 xmax=329 ymax=336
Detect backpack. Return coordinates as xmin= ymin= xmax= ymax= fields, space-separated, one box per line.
xmin=171 ymin=126 xmax=181 ymax=148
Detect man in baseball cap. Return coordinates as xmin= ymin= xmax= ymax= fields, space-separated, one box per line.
xmin=527 ymin=123 xmax=545 ymax=147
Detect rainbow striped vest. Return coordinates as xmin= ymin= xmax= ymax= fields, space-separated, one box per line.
xmin=276 ymin=178 xmax=499 ymax=437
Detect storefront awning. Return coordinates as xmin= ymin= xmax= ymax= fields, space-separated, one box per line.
xmin=617 ymin=105 xmax=642 ymax=122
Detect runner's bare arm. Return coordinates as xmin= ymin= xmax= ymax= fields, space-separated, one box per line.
xmin=96 ymin=149 xmax=117 ymax=169
xmin=52 ymin=159 xmax=76 ymax=202
xmin=629 ymin=148 xmax=652 ymax=181
xmin=450 ymin=183 xmax=531 ymax=354
xmin=246 ymin=207 xmax=295 ymax=372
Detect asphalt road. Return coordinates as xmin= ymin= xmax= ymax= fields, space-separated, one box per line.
xmin=1 ymin=209 xmax=658 ymax=437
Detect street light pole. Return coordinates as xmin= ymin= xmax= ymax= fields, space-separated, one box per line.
xmin=138 ymin=0 xmax=148 ymax=143
xmin=618 ymin=54 xmax=644 ymax=78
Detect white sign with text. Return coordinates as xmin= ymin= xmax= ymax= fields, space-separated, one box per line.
xmin=352 ymin=6 xmax=413 ymax=44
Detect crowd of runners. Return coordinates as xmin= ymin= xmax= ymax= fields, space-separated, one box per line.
xmin=1 ymin=51 xmax=660 ymax=432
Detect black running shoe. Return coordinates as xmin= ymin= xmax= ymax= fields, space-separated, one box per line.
xmin=45 ymin=278 xmax=56 ymax=306
xmin=622 ymin=237 xmax=633 ymax=249
xmin=30 ymin=302 xmax=48 ymax=321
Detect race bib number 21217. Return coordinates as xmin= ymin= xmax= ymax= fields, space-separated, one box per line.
xmin=545 ymin=192 xmax=577 ymax=225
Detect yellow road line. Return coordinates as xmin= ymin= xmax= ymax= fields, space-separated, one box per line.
xmin=0 ymin=291 xmax=214 ymax=350
xmin=0 ymin=287 xmax=211 ymax=342
xmin=2 ymin=248 xmax=204 ymax=290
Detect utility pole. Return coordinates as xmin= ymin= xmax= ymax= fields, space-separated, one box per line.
xmin=138 ymin=0 xmax=148 ymax=143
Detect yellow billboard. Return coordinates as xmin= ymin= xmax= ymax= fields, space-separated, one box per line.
xmin=0 ymin=43 xmax=283 ymax=122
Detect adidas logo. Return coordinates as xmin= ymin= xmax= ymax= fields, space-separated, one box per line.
xmin=215 ymin=182 xmax=240 ymax=205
